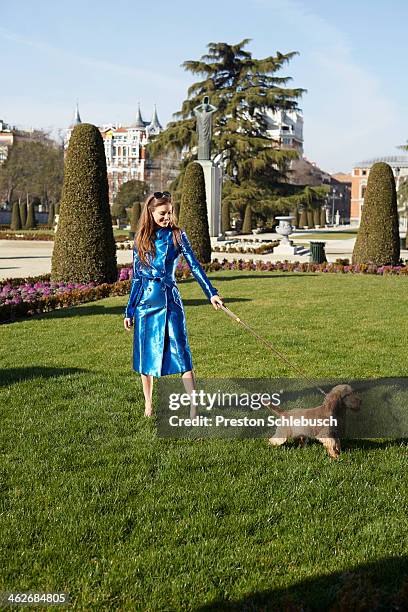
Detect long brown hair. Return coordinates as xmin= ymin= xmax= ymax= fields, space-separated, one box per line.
xmin=134 ymin=193 xmax=181 ymax=267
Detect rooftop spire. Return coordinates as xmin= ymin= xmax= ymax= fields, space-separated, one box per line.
xmin=70 ymin=101 xmax=82 ymax=127
xmin=149 ymin=104 xmax=162 ymax=129
xmin=133 ymin=102 xmax=145 ymax=129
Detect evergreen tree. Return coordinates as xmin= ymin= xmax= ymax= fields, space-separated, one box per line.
xmin=242 ymin=203 xmax=253 ymax=233
xmin=48 ymin=201 xmax=55 ymax=228
xmin=178 ymin=162 xmax=212 ymax=263
xmin=352 ymin=162 xmax=400 ymax=265
xmin=147 ymin=39 xmax=306 ymax=214
xmin=51 ymin=123 xmax=117 ymax=283
xmin=221 ymin=200 xmax=231 ymax=233
xmin=114 ymin=179 xmax=148 ymax=216
xmin=10 ymin=201 xmax=22 ymax=230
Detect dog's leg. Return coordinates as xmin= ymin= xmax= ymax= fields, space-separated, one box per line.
xmin=268 ymin=435 xmax=287 ymax=447
xmin=317 ymin=436 xmax=340 ymax=459
xmin=333 ymin=438 xmax=341 ymax=456
xmin=298 ymin=436 xmax=309 ymax=448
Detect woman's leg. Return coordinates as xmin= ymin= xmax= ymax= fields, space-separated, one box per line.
xmin=181 ymin=369 xmax=198 ymax=418
xmin=141 ymin=373 xmax=153 ymax=416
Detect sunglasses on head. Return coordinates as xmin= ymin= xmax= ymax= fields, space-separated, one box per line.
xmin=154 ymin=191 xmax=171 ymax=199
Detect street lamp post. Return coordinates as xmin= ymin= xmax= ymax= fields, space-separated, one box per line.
xmin=331 ymin=189 xmax=336 ymax=226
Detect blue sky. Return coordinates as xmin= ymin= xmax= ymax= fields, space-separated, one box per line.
xmin=1 ymin=0 xmax=407 ymax=173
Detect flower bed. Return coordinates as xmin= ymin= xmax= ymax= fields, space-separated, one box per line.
xmin=2 ymin=258 xmax=407 ymax=323
xmin=0 ymin=265 xmax=132 ymax=323
xmin=212 ymin=241 xmax=279 ymax=254
xmin=0 ymin=231 xmax=55 ymax=241
xmin=206 ymin=258 xmax=408 ymax=275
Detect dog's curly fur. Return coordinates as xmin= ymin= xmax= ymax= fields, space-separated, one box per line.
xmin=266 ymin=384 xmax=362 ymax=459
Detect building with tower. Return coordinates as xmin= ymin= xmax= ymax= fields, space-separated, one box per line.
xmin=64 ymin=102 xmax=179 ymax=204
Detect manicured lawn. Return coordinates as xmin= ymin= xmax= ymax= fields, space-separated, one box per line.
xmin=1 ymin=271 xmax=408 ymax=610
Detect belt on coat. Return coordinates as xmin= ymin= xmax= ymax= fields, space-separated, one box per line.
xmin=141 ymin=275 xmax=177 ymax=289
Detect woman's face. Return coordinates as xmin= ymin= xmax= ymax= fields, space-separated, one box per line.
xmin=152 ymin=203 xmax=172 ymax=228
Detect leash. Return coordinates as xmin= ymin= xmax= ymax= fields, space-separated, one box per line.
xmin=218 ymin=302 xmax=328 ymax=399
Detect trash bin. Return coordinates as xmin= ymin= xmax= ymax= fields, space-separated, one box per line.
xmin=309 ymin=241 xmax=327 ymax=263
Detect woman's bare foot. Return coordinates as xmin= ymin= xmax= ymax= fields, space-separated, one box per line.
xmin=144 ymin=402 xmax=153 ymax=417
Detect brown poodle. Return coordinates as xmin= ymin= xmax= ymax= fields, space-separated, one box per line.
xmin=266 ymin=384 xmax=362 ymax=459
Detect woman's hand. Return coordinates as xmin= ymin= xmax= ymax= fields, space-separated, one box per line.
xmin=210 ymin=294 xmax=224 ymax=310
xmin=124 ymin=317 xmax=133 ymax=331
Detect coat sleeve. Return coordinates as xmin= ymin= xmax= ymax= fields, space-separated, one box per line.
xmin=124 ymin=248 xmax=143 ymax=319
xmin=179 ymin=229 xmax=218 ymax=301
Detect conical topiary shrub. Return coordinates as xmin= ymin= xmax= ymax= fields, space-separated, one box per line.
xmin=352 ymin=162 xmax=400 ymax=266
xmin=178 ymin=162 xmax=212 ymax=263
xmin=299 ymin=208 xmax=307 ymax=228
xmin=10 ymin=201 xmax=22 ymax=231
xmin=19 ymin=201 xmax=27 ymax=228
xmin=313 ymin=207 xmax=320 ymax=227
xmin=51 ymin=123 xmax=117 ymax=283
xmin=47 ymin=201 xmax=55 ymax=229
xmin=221 ymin=200 xmax=231 ymax=233
xmin=242 ymin=203 xmax=253 ymax=234
xmin=307 ymin=208 xmax=314 ymax=228
xmin=291 ymin=208 xmax=299 ymax=228
xmin=320 ymin=206 xmax=326 ymax=227
xmin=24 ymin=202 xmax=36 ymax=229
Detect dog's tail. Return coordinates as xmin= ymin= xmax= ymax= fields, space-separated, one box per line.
xmin=262 ymin=401 xmax=284 ymax=417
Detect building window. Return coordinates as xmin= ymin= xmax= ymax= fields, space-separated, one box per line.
xmin=361 ymin=185 xmax=366 ymax=199
xmin=362 ymin=170 xmax=367 ymax=175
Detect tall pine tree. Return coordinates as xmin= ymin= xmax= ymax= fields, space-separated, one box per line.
xmin=147 ymin=39 xmax=307 ymax=214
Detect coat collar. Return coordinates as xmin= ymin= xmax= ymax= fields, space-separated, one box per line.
xmin=154 ymin=225 xmax=172 ymax=240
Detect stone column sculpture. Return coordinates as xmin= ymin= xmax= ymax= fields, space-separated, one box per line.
xmin=193 ymin=96 xmax=217 ymax=160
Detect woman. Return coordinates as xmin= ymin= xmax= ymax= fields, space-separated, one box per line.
xmin=123 ymin=191 xmax=224 ymax=417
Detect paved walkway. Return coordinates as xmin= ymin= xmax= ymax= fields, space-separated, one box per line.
xmin=0 ymin=241 xmax=134 ymax=279
xmin=1 ymin=232 xmax=406 ymax=280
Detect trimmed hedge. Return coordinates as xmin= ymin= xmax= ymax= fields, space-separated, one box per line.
xmin=51 ymin=123 xmax=117 ymax=283
xmin=179 ymin=162 xmax=212 ymax=263
xmin=352 ymin=162 xmax=400 ymax=265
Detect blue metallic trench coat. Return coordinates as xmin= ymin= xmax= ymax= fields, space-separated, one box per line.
xmin=124 ymin=226 xmax=219 ymax=377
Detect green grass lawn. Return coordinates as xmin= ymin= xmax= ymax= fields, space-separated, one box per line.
xmin=1 ymin=271 xmax=408 ymax=610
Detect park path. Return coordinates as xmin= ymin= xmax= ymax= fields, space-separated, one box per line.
xmin=1 ymin=234 xmax=406 ymax=280
xmin=0 ymin=240 xmax=133 ymax=280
